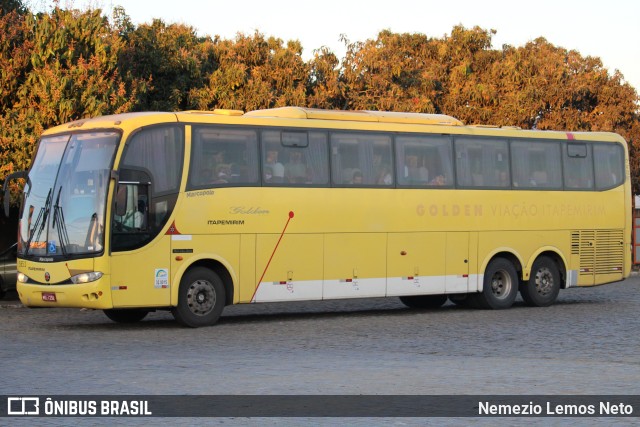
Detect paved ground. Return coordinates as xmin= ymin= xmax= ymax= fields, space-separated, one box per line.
xmin=1 ymin=276 xmax=639 ymax=426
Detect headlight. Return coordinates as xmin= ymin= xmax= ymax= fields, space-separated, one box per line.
xmin=17 ymin=273 xmax=29 ymax=283
xmin=70 ymin=272 xmax=103 ymax=284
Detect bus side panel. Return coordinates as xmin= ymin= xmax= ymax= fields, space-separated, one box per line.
xmin=170 ymin=234 xmax=240 ymax=305
xmin=111 ymin=237 xmax=171 ymax=308
xmin=323 ymin=233 xmax=386 ymax=299
xmin=239 ymin=233 xmax=256 ymax=303
xmin=386 ymin=232 xmax=446 ymax=296
xmin=569 ymin=229 xmax=625 ymax=286
xmin=252 ymin=234 xmax=323 ymax=302
xmin=445 ymin=232 xmax=470 ymax=293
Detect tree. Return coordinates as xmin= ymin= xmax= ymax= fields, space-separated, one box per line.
xmin=339 ymin=30 xmax=445 ymax=113
xmin=306 ymin=45 xmax=345 ymax=109
xmin=190 ymin=31 xmax=310 ymax=111
xmin=118 ymin=18 xmax=211 ymax=111
xmin=0 ymin=0 xmax=26 ymax=16
xmin=0 ymin=7 xmax=139 ymax=200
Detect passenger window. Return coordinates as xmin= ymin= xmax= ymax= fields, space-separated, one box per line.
xmin=115 ymin=125 xmax=184 ymax=251
xmin=122 ymin=126 xmax=184 ymax=195
xmin=594 ymin=144 xmax=625 ymax=189
xmin=511 ymin=140 xmax=562 ymax=189
xmin=331 ymin=133 xmax=393 ymax=186
xmin=395 ymin=135 xmax=453 ymax=187
xmin=455 ymin=137 xmax=510 ymax=188
xmin=188 ymin=127 xmax=259 ymax=189
xmin=261 ymin=131 xmax=328 ymax=186
xmin=563 ymin=143 xmax=594 ymax=190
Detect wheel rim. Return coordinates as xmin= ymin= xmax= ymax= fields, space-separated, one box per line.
xmin=533 ymin=267 xmax=554 ymax=296
xmin=186 ymin=279 xmax=216 ymax=316
xmin=490 ymin=269 xmax=513 ymax=300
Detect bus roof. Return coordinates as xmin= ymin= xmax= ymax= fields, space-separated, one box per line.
xmin=243 ymin=106 xmax=464 ymax=126
xmin=40 ymin=107 xmax=626 ymax=146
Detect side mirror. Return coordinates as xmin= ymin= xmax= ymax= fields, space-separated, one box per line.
xmin=115 ymin=184 xmax=128 ymax=217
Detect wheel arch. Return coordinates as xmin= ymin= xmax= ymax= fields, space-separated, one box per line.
xmin=171 ymin=256 xmax=236 ymax=307
xmin=478 ymin=249 xmax=524 ymax=291
xmin=524 ymin=248 xmax=568 ymax=289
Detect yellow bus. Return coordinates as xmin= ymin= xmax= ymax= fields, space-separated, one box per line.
xmin=4 ymin=107 xmax=631 ymax=327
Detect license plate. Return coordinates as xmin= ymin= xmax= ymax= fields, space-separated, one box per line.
xmin=42 ymin=292 xmax=57 ymax=302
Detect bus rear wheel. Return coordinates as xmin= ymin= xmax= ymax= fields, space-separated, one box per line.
xmin=520 ymin=256 xmax=560 ymax=307
xmin=399 ymin=294 xmax=448 ymax=309
xmin=172 ymin=267 xmax=226 ymax=327
xmin=471 ymin=258 xmax=518 ymax=309
xmin=103 ymin=309 xmax=148 ymax=323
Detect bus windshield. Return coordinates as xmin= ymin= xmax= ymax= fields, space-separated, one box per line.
xmin=18 ymin=132 xmax=120 ymax=258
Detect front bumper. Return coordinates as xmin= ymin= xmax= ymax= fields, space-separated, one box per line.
xmin=17 ymin=276 xmax=113 ymax=309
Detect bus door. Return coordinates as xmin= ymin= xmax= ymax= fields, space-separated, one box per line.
xmin=110 ymin=180 xmax=172 ymax=307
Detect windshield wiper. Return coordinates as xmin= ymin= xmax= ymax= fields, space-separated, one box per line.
xmin=24 ymin=187 xmax=52 ymax=256
xmin=52 ymin=186 xmax=69 ymax=256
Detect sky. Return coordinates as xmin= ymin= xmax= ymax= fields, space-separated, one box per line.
xmin=72 ymin=0 xmax=640 ymax=92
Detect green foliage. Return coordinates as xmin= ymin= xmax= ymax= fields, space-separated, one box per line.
xmin=306 ymin=46 xmax=344 ymax=109
xmin=0 ymin=0 xmax=26 ymax=16
xmin=190 ymin=32 xmax=309 ymax=111
xmin=0 ymin=5 xmax=639 ymax=197
xmin=119 ymin=18 xmax=209 ymax=111
xmin=0 ymin=6 xmax=139 ymax=201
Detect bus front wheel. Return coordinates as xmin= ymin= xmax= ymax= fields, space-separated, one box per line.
xmin=172 ymin=267 xmax=226 ymax=327
xmin=471 ymin=258 xmax=518 ymax=309
xmin=520 ymin=256 xmax=560 ymax=307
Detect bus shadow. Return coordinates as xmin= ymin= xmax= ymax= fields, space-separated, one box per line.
xmin=67 ymin=304 xmax=453 ymax=330
xmin=60 ymin=297 xmax=609 ymax=330
xmin=218 ymin=306 xmax=436 ymax=326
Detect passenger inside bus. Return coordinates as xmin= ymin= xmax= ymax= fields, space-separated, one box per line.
xmin=350 ymin=170 xmax=363 ymax=185
xmin=284 ymin=151 xmax=309 ymax=183
xmin=265 ymin=149 xmax=285 ymax=183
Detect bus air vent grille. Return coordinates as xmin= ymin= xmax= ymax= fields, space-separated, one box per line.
xmin=571 ymin=230 xmax=624 ymax=276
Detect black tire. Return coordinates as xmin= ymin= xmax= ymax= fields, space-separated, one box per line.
xmin=399 ymin=294 xmax=448 ymax=309
xmin=103 ymin=309 xmax=148 ymax=323
xmin=520 ymin=256 xmax=561 ymax=307
xmin=171 ymin=267 xmax=226 ymax=327
xmin=473 ymin=258 xmax=519 ymax=309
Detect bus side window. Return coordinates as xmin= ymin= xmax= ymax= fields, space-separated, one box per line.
xmin=262 ymin=130 xmax=329 ymax=186
xmin=114 ymin=125 xmax=183 ymax=252
xmin=331 ymin=133 xmax=392 ymax=187
xmin=188 ymin=127 xmax=259 ymax=189
xmin=454 ymin=137 xmax=509 ymax=188
xmin=594 ymin=144 xmax=624 ymax=189
xmin=114 ymin=182 xmax=149 ymax=232
xmin=395 ymin=135 xmax=453 ymax=188
xmin=563 ymin=143 xmax=594 ymax=190
xmin=511 ymin=140 xmax=562 ymax=189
